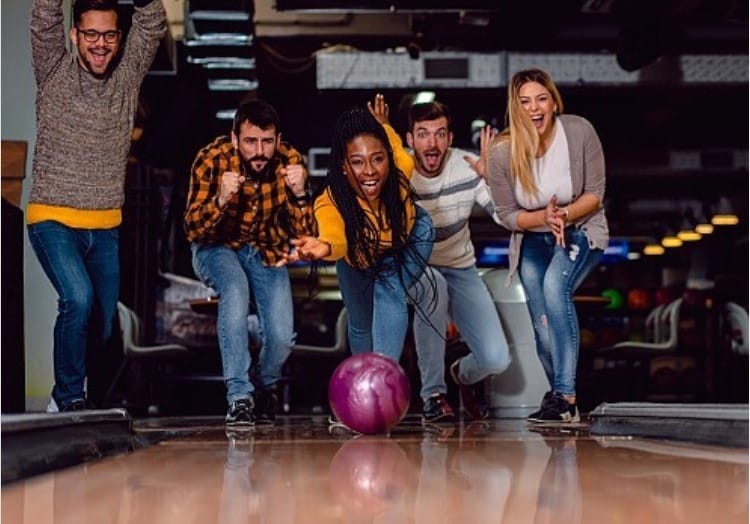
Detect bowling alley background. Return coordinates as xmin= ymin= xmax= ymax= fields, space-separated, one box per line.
xmin=2 ymin=0 xmax=747 ymax=414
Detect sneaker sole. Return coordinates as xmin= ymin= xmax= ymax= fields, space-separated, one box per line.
xmin=527 ymin=416 xmax=582 ymax=425
xmin=225 ymin=426 xmax=254 ymax=439
xmin=226 ymin=420 xmax=255 ymax=427
xmin=328 ymin=422 xmax=361 ymax=436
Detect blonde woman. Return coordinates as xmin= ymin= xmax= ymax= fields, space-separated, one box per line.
xmin=487 ymin=68 xmax=609 ymax=423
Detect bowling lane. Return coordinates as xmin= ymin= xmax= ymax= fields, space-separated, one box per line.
xmin=2 ymin=416 xmax=747 ymax=524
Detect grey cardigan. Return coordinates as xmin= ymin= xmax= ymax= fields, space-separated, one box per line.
xmin=487 ymin=114 xmax=609 ymax=283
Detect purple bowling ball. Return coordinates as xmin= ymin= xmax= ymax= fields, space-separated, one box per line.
xmin=328 ymin=353 xmax=411 ymax=434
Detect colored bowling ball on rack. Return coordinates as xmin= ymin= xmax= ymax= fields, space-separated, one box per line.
xmin=580 ymin=328 xmax=598 ymax=351
xmin=601 ymin=288 xmax=625 ymax=310
xmin=328 ymin=352 xmax=411 ymax=434
xmin=627 ymin=288 xmax=652 ymax=311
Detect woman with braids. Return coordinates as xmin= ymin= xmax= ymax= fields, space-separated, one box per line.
xmin=280 ymin=106 xmax=435 ymax=361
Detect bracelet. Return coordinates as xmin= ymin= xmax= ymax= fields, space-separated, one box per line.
xmin=290 ymin=192 xmax=310 ymax=205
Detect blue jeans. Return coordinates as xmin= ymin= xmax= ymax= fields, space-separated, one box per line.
xmin=28 ymin=221 xmax=120 ymax=409
xmin=412 ymin=265 xmax=511 ymax=400
xmin=336 ymin=205 xmax=434 ymax=361
xmin=518 ymin=228 xmax=603 ymax=396
xmin=191 ymin=243 xmax=295 ymax=404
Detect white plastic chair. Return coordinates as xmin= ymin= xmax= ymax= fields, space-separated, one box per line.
xmin=292 ymin=307 xmax=348 ymax=356
xmin=279 ymin=307 xmax=349 ymax=413
xmin=105 ymin=302 xmax=193 ymax=413
xmin=599 ymin=298 xmax=683 ymax=354
xmin=725 ymin=302 xmax=749 ymax=355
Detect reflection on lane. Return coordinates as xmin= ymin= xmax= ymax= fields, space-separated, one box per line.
xmin=1 ymin=419 xmax=747 ymax=524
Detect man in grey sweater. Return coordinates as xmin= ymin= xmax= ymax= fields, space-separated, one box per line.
xmin=27 ymin=0 xmax=166 ymax=412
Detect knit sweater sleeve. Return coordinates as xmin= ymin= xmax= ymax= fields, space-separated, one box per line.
xmin=313 ymin=189 xmax=348 ymax=261
xmin=486 ymin=140 xmax=523 ymax=232
xmin=579 ymin=117 xmax=606 ymax=200
xmin=118 ymin=0 xmax=167 ymax=87
xmin=30 ymin=0 xmax=67 ymax=86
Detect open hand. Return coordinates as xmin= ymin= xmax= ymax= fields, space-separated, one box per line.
xmin=366 ymin=93 xmax=390 ymax=126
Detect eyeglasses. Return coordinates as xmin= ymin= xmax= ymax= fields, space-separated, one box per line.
xmin=76 ymin=28 xmax=121 ymax=44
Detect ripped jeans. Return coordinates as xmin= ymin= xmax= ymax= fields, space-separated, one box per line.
xmin=518 ymin=227 xmax=603 ymax=396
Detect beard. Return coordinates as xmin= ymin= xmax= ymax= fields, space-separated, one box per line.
xmin=241 ymin=154 xmax=274 ymax=178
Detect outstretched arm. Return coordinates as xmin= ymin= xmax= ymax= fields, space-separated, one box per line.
xmin=275 ymin=236 xmax=332 ymax=266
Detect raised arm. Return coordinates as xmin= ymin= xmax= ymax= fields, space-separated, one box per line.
xmin=367 ymin=93 xmax=415 ymax=177
xmin=119 ymin=0 xmax=167 ymax=86
xmin=30 ymin=0 xmax=67 ymax=85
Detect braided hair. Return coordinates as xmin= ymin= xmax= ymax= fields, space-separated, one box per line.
xmin=311 ymin=106 xmax=439 ymax=330
xmin=320 ymin=107 xmax=415 ymax=273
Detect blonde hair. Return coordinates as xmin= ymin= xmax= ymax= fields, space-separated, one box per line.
xmin=504 ymin=68 xmax=564 ymax=196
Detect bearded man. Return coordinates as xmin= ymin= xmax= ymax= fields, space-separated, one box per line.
xmin=184 ymin=99 xmax=315 ymax=427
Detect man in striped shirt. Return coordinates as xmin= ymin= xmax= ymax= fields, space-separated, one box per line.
xmin=379 ymin=100 xmax=512 ymax=422
xmin=184 ymin=99 xmax=314 ymax=427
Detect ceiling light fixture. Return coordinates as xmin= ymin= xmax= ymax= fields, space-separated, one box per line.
xmin=412 ymin=91 xmax=436 ymax=104
xmin=677 ymin=216 xmax=702 ymax=242
xmin=661 ymin=226 xmax=683 ymax=248
xmin=643 ymin=243 xmax=665 ymax=256
xmin=711 ymin=196 xmax=739 ymax=226
xmin=694 ymin=203 xmax=715 ymax=235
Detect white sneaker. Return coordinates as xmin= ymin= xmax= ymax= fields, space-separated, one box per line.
xmin=46 ymin=398 xmax=59 ymax=413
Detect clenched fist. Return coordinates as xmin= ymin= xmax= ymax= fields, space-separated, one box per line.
xmin=218 ymin=171 xmax=245 ymax=207
xmin=282 ymin=163 xmax=307 ymax=198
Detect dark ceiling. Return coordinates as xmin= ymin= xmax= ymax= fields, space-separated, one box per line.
xmin=250 ymin=0 xmax=749 ymax=242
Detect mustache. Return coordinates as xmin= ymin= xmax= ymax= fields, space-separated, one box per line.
xmin=249 ymin=155 xmax=269 ymax=162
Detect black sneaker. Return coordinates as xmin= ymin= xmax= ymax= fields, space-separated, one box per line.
xmin=61 ymin=399 xmax=87 ymax=412
xmin=526 ymin=391 xmax=554 ymax=422
xmin=532 ymin=393 xmax=580 ymax=424
xmin=254 ymin=386 xmax=278 ymax=425
xmin=449 ymin=359 xmax=488 ymax=420
xmin=226 ymin=398 xmax=255 ymax=427
xmin=422 ymin=393 xmax=456 ymax=423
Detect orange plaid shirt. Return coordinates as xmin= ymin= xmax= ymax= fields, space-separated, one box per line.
xmin=184 ymin=135 xmax=315 ymax=266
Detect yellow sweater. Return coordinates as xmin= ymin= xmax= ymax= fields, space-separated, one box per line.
xmin=314 ymin=124 xmax=416 ymax=264
xmin=27 ymin=204 xmax=121 ymax=228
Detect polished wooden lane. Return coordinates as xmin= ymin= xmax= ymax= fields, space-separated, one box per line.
xmin=2 ymin=415 xmax=747 ymax=523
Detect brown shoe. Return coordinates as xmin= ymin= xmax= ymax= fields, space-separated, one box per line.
xmin=449 ymin=359 xmax=488 ymax=420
